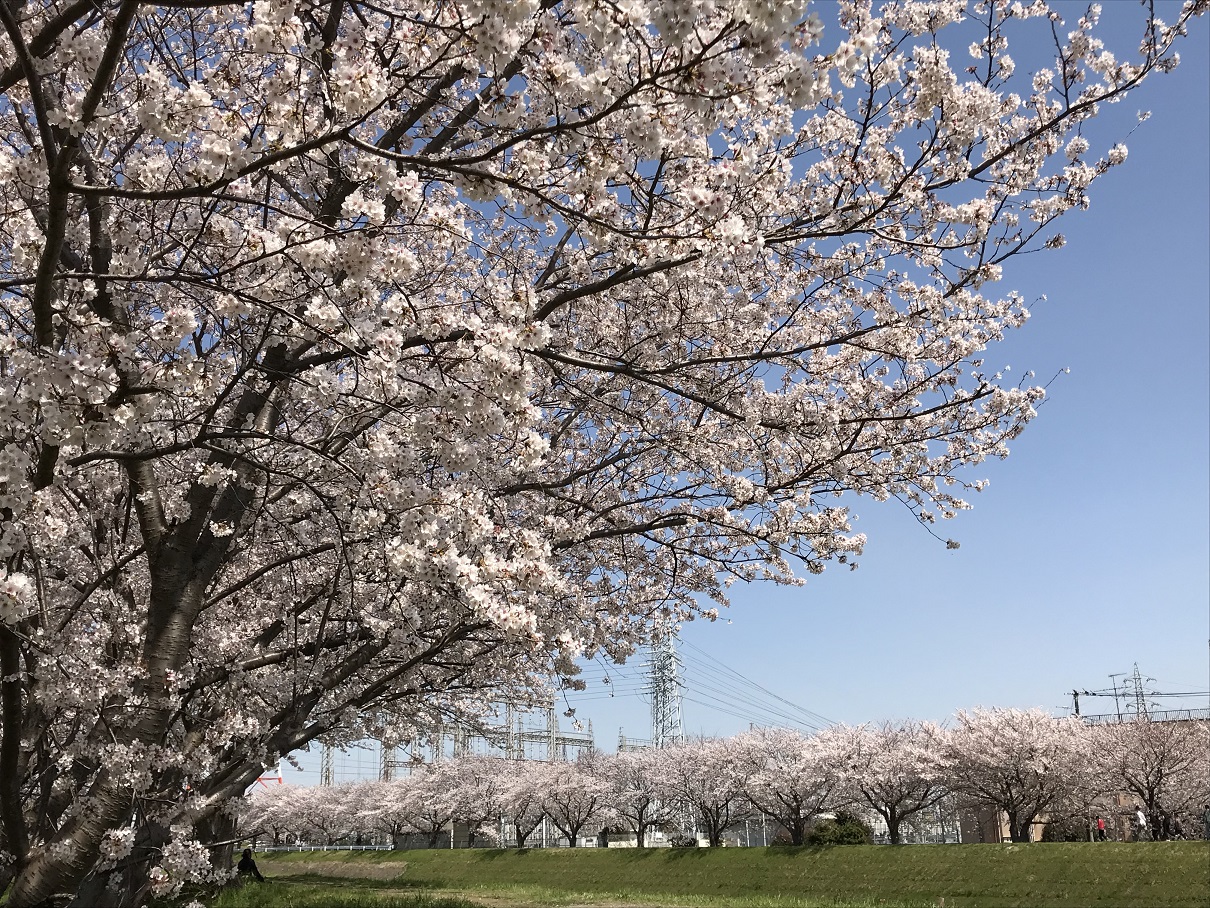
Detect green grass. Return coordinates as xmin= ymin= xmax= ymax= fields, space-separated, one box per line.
xmin=210 ymin=885 xmax=485 ymax=908
xmin=243 ymin=842 xmax=1210 ymax=908
xmin=206 ymin=879 xmax=919 ymax=908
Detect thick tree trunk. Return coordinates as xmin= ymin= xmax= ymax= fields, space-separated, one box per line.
xmin=1 ymin=627 xmax=29 ymax=876
xmin=1007 ymin=811 xmax=1034 ymax=843
xmin=562 ymin=820 xmax=587 ymax=846
xmin=198 ymin=811 xmax=238 ymax=878
xmin=8 ymin=494 xmax=222 ymax=906
xmin=514 ymin=818 xmax=541 ymax=849
xmin=788 ymin=818 xmax=805 ymax=846
xmin=887 ymin=808 xmax=902 ymax=845
xmin=8 ymin=765 xmax=142 ymax=906
xmin=67 ymin=821 xmax=170 ymax=908
xmin=698 ymin=808 xmax=725 ymax=847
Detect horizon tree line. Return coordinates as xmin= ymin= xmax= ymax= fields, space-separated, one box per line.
xmin=240 ymin=709 xmax=1210 ymax=858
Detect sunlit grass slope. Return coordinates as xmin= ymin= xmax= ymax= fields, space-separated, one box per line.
xmin=241 ymin=842 xmax=1210 ymax=907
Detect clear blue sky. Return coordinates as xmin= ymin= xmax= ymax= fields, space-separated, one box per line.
xmin=285 ymin=3 xmax=1209 ymax=784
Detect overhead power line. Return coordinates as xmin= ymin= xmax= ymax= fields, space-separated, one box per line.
xmin=679 ymin=640 xmax=836 ymax=728
xmin=679 ymin=672 xmax=826 ymax=733
xmin=566 ymin=638 xmax=836 ymax=738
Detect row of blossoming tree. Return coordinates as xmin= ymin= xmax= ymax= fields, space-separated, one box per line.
xmin=2 ymin=0 xmax=1206 ymax=903
xmin=241 ymin=710 xmax=1210 ymax=855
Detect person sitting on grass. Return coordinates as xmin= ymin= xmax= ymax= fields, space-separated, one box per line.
xmin=237 ymin=848 xmax=265 ymax=883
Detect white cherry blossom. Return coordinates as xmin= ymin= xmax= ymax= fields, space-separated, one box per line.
xmin=0 ymin=0 xmax=1202 ymax=902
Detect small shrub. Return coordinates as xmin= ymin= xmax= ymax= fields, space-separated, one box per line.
xmin=806 ymin=812 xmax=873 ymax=846
xmin=667 ymin=833 xmax=699 ymax=848
xmin=1041 ymin=816 xmax=1091 ymax=842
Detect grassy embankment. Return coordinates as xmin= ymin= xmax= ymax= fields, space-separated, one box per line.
xmin=204 ymin=842 xmax=1210 ymax=908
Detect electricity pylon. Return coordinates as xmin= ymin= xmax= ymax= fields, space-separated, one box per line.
xmin=649 ymin=629 xmax=684 ymax=748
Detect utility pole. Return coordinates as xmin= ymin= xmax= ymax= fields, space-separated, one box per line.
xmin=1070 ymin=689 xmax=1081 ymax=716
xmin=1108 ymin=673 xmax=1125 ymax=722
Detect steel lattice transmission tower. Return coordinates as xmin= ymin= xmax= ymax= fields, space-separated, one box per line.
xmin=319 ymin=745 xmax=334 ymax=786
xmin=1128 ymin=663 xmax=1153 ymax=719
xmin=648 ymin=629 xmax=684 ymax=748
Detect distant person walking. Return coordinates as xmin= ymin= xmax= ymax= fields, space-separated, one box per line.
xmin=1095 ymin=816 xmax=1107 ymax=841
xmin=1134 ymin=808 xmax=1148 ymax=841
xmin=1202 ymin=804 xmax=1210 ymax=840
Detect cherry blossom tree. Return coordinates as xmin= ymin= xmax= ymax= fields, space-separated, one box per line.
xmin=1090 ymin=718 xmax=1210 ymax=822
xmin=242 ymin=780 xmax=388 ymax=845
xmin=443 ymin=755 xmax=506 ymax=847
xmin=239 ymin=784 xmax=301 ymax=847
xmin=282 ymin=784 xmax=356 ymax=846
xmin=399 ymin=766 xmax=458 ymax=849
xmin=835 ymin=720 xmax=949 ymax=845
xmin=945 ymin=708 xmax=1090 ymax=843
xmin=239 ymin=783 xmax=354 ymax=845
xmin=737 ymin=726 xmax=838 ymax=845
xmin=497 ymin=761 xmax=548 ymax=849
xmin=592 ymin=749 xmax=673 ymax=847
xmin=661 ymin=737 xmax=751 ymax=846
xmin=0 ymin=0 xmax=1203 ymax=902
xmin=352 ymin=779 xmax=415 ymax=847
xmin=538 ymin=758 xmax=607 ymax=847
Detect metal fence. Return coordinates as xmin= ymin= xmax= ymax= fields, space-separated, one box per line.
xmin=1081 ymin=708 xmax=1210 ymax=725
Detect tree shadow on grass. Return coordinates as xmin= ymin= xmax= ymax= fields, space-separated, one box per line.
xmin=472 ymin=848 xmax=536 ymax=861
xmin=758 ymin=845 xmax=833 ymax=859
xmin=269 ymin=871 xmax=440 ymax=891
xmin=471 ymin=846 xmax=717 ymax=863
xmin=611 ymin=848 xmax=676 ymax=863
xmin=465 ymin=844 xmax=853 ymax=866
